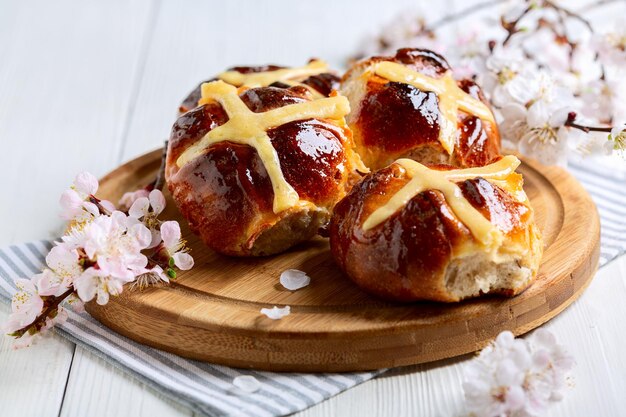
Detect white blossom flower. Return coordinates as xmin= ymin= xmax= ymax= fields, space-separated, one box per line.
xmin=128 ymin=189 xmax=167 ymax=248
xmin=463 ymin=329 xmax=574 ymax=417
xmin=118 ymin=188 xmax=150 ymax=211
xmin=280 ymin=269 xmax=311 ymax=291
xmin=609 ymin=122 xmax=626 ymax=155
xmin=479 ymin=47 xmax=536 ymax=107
xmin=59 ymin=172 xmax=100 ymax=221
xmin=74 ymin=267 xmax=124 ymax=305
xmin=592 ymin=21 xmax=626 ymax=68
xmin=580 ymin=77 xmax=626 ymax=124
xmin=260 ymin=306 xmax=291 ymax=320
xmin=131 ymin=265 xmax=170 ymax=290
xmin=82 ymin=211 xmax=151 ymax=281
xmin=160 ymin=221 xmax=194 ymax=271
xmin=36 ymin=244 xmax=82 ymax=297
xmin=3 ymin=278 xmax=44 ymax=332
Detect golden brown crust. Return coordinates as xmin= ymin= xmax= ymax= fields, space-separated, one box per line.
xmin=328 ymin=161 xmax=542 ymax=302
xmin=166 ymin=86 xmax=362 ymax=256
xmin=341 ymin=48 xmax=501 ymax=170
xmin=179 ymin=65 xmax=340 ymax=114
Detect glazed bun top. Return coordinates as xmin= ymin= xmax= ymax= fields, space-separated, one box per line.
xmin=166 ymin=80 xmax=364 ymax=255
xmin=328 ymin=155 xmax=543 ymax=302
xmin=180 ymin=59 xmax=341 ymax=113
xmin=341 ymin=48 xmax=501 ymax=170
xmin=330 ymin=155 xmax=535 ymax=277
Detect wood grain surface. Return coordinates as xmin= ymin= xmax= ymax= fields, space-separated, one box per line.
xmin=86 ymin=149 xmax=600 ymax=372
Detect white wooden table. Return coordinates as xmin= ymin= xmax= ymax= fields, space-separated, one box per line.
xmin=1 ymin=1 xmax=625 ymax=416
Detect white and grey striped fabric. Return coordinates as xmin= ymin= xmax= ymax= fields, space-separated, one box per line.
xmin=0 ymin=160 xmax=624 ymax=417
xmin=568 ymin=160 xmax=626 ymax=266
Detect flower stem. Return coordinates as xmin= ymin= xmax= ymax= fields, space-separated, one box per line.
xmin=565 ymin=121 xmax=613 ymax=133
xmin=89 ymin=196 xmax=112 ymax=216
xmin=501 ymin=5 xmax=533 ymax=46
xmin=565 ymin=112 xmax=613 ymax=133
xmin=544 ymin=0 xmax=594 ymax=32
xmin=10 ymin=288 xmax=74 ymax=338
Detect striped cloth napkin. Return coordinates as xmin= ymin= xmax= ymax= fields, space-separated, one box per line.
xmin=0 ymin=159 xmax=624 ymax=417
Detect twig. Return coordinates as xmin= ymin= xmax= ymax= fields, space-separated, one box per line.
xmin=89 ymin=196 xmax=112 ymax=216
xmin=565 ymin=112 xmax=613 ymax=133
xmin=10 ymin=288 xmax=74 ymax=338
xmin=566 ymin=121 xmax=613 ymax=133
xmin=501 ymin=5 xmax=533 ymax=46
xmin=425 ymin=0 xmax=507 ymax=32
xmin=545 ymin=0 xmax=594 ymax=32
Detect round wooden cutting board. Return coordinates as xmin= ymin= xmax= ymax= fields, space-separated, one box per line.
xmin=87 ymin=149 xmax=600 ymax=372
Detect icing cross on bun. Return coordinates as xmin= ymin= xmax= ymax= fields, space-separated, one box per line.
xmin=166 ymin=81 xmax=365 ymax=256
xmin=341 ymin=48 xmax=501 ymax=170
xmin=176 ymin=81 xmax=352 ymax=213
xmin=180 ymin=60 xmax=340 ymax=113
xmin=329 ymin=156 xmax=543 ymax=302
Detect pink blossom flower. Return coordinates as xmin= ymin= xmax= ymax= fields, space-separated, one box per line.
xmin=463 ymin=329 xmax=574 ymax=417
xmin=118 ymin=188 xmax=150 ymax=211
xmin=131 ymin=265 xmax=170 ymax=290
xmin=82 ymin=211 xmax=151 ymax=281
xmin=128 ymin=189 xmax=166 ymax=248
xmin=59 ymin=172 xmax=100 ymax=221
xmin=592 ymin=21 xmax=626 ymax=68
xmin=160 ymin=221 xmax=194 ymax=270
xmin=3 ymin=278 xmax=44 ymax=333
xmin=74 ymin=267 xmax=125 ymax=305
xmin=128 ymin=189 xmax=165 ymax=219
xmin=36 ymin=244 xmax=82 ymax=297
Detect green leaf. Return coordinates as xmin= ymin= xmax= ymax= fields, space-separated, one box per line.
xmin=168 ymin=257 xmax=175 ymax=268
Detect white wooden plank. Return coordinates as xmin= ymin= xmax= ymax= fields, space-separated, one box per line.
xmin=59 ymin=347 xmax=194 ymax=417
xmin=0 ymin=1 xmax=159 ymax=416
xmin=0 ymin=0 xmax=156 ymax=246
xmin=0 ymin=303 xmax=75 ymax=417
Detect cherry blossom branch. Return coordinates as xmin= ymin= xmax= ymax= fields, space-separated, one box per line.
xmin=425 ymin=0 xmax=507 ymax=32
xmin=9 ymin=288 xmax=73 ymax=338
xmin=544 ymin=0 xmax=594 ymax=32
xmin=501 ymin=5 xmax=533 ymax=46
xmin=5 ymin=172 xmax=194 ymax=347
xmin=565 ymin=112 xmax=613 ymax=133
xmin=565 ymin=121 xmax=613 ymax=133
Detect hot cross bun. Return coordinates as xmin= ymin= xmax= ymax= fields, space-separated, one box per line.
xmin=328 ymin=156 xmax=543 ymax=302
xmin=166 ymin=82 xmax=364 ymax=256
xmin=341 ymin=48 xmax=501 ymax=170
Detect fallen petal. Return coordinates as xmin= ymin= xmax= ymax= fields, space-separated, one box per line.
xmin=260 ymin=306 xmax=290 ymax=320
xmin=279 ymin=269 xmax=310 ymax=291
xmin=233 ymin=375 xmax=261 ymax=393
